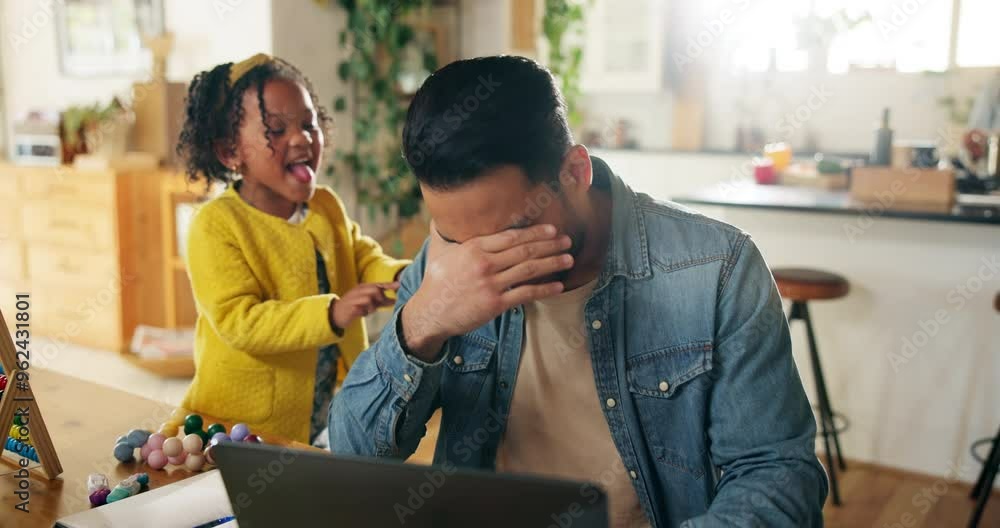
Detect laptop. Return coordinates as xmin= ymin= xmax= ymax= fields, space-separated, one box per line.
xmin=213 ymin=442 xmax=609 ymax=528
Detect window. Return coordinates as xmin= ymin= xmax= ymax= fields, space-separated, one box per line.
xmin=955 ymin=0 xmax=1000 ymax=67
xmin=720 ymin=0 xmax=994 ymax=74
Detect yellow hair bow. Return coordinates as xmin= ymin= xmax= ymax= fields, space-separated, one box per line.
xmin=228 ymin=53 xmax=273 ymax=87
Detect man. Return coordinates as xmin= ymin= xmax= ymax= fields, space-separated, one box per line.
xmin=330 ymin=56 xmax=827 ymax=527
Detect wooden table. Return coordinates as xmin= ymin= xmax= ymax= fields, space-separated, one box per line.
xmin=0 ymin=368 xmax=318 ymax=527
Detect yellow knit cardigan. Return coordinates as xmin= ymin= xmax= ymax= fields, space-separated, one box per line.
xmin=180 ymin=185 xmax=409 ymax=443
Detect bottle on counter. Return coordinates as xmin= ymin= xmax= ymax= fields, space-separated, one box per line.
xmin=870 ymin=108 xmax=893 ymax=166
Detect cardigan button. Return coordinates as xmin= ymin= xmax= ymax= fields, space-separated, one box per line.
xmin=403 ymin=374 xmax=413 ymax=383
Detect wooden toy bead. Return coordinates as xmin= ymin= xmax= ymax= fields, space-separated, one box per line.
xmin=5 ymin=437 xmax=39 ymax=462
xmin=161 ymin=437 xmax=183 ymax=457
xmin=206 ymin=423 xmax=226 ymax=437
xmin=211 ymin=432 xmax=229 ymax=443
xmin=126 ymin=429 xmax=151 ymax=448
xmin=158 ymin=422 xmax=179 ymax=436
xmin=147 ymin=450 xmax=167 ymax=470
xmin=140 ymin=443 xmax=153 ymax=460
xmin=243 ymin=434 xmax=262 ymax=444
xmin=203 ymin=444 xmax=217 ymax=465
xmin=113 ymin=442 xmax=135 ymax=463
xmin=182 ymin=433 xmax=203 ymax=454
xmin=146 ymin=433 xmax=166 ymax=450
xmin=167 ymin=452 xmax=188 ymax=466
xmin=183 ymin=414 xmax=203 ymax=435
xmin=229 ymin=423 xmax=249 ymax=442
xmin=185 ymin=454 xmax=206 ymax=471
xmin=0 ymin=374 xmax=7 ymax=391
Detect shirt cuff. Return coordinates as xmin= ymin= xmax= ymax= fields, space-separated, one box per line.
xmin=374 ymin=306 xmax=447 ymax=402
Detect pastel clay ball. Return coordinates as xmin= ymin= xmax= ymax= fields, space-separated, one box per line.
xmin=243 ymin=434 xmax=262 ymax=444
xmin=182 ymin=433 xmax=203 ymax=454
xmin=113 ymin=442 xmax=135 ymax=463
xmin=161 ymin=437 xmax=183 ymax=457
xmin=140 ymin=443 xmax=153 ymax=460
xmin=115 ymin=435 xmax=129 ymax=445
xmin=126 ymin=429 xmax=151 ymax=448
xmin=229 ymin=423 xmax=249 ymax=442
xmin=185 ymin=454 xmax=206 ymax=471
xmin=167 ymin=452 xmax=188 ymax=466
xmin=206 ymin=423 xmax=226 ymax=437
xmin=89 ymin=488 xmax=111 ymax=506
xmin=146 ymin=450 xmax=167 ymax=470
xmin=146 ymin=433 xmax=166 ymax=451
xmin=211 ymin=432 xmax=229 ymax=443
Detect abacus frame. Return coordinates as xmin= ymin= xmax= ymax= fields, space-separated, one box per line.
xmin=0 ymin=309 xmax=63 ymax=479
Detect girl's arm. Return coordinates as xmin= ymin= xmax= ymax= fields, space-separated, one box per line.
xmin=187 ymin=222 xmax=343 ymax=356
xmin=349 ymin=219 xmax=412 ymax=284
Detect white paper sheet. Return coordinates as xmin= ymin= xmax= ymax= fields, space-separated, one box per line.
xmin=55 ymin=470 xmax=237 ymax=528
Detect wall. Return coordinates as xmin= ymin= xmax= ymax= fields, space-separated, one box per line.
xmin=597 ymin=148 xmax=1000 ymax=484
xmin=1 ymin=0 xmax=272 ymax=152
xmin=700 ymin=67 xmax=998 ymax=154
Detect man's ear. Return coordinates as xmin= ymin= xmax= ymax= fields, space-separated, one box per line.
xmin=558 ymin=145 xmax=593 ymax=192
xmin=213 ymin=140 xmax=239 ymax=172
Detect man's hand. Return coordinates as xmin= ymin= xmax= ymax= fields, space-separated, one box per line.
xmin=330 ymin=282 xmax=400 ymax=331
xmin=401 ymin=224 xmax=573 ymax=361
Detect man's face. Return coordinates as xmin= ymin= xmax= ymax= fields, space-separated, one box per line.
xmin=422 ymin=165 xmax=586 ymax=284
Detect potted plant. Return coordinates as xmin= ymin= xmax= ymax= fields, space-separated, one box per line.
xmin=60 ymin=98 xmax=129 ymax=164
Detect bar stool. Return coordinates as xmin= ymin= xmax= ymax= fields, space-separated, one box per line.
xmin=968 ymin=292 xmax=1000 ymax=527
xmin=772 ymin=268 xmax=850 ymax=506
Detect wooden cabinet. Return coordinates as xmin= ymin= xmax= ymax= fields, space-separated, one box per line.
xmin=0 ymin=163 xmax=200 ymax=373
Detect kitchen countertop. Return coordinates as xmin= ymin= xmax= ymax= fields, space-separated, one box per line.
xmin=674 ymin=182 xmax=1000 ymax=226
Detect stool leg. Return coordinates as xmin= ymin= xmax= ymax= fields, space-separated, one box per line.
xmin=801 ymin=302 xmax=847 ymax=472
xmin=971 ymin=425 xmax=1000 ymax=499
xmin=789 ymin=301 xmax=842 ymax=506
xmin=969 ymin=427 xmax=1000 ymax=527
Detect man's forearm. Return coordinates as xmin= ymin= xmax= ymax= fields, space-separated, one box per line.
xmin=399 ymin=293 xmax=449 ymax=363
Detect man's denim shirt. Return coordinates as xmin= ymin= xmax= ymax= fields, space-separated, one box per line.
xmin=330 ymin=157 xmax=828 ymax=527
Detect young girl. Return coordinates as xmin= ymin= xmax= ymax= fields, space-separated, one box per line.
xmin=175 ymin=53 xmax=409 ymax=445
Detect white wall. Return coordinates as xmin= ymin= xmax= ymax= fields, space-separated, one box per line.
xmin=700 ymin=67 xmax=999 ymax=154
xmin=598 ymin=148 xmax=1000 ymax=484
xmin=1 ymin=0 xmax=271 ymax=121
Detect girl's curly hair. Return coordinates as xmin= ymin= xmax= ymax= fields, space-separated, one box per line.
xmin=176 ymin=57 xmax=333 ymax=185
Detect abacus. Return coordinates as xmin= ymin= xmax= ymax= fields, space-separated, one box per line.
xmin=0 ymin=309 xmax=62 ymax=479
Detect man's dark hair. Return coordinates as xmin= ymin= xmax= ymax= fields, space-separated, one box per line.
xmin=402 ymin=55 xmax=573 ymax=190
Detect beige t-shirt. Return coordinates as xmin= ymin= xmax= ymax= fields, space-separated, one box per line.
xmin=495 ymin=278 xmax=651 ymax=528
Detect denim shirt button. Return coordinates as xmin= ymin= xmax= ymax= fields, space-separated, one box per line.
xmin=658 ymin=380 xmax=669 ymax=392
xmin=629 ymin=470 xmax=638 ymax=479
xmin=606 ymin=398 xmax=616 ymax=408
xmin=591 ymin=319 xmax=603 ymax=330
xmin=499 ymin=381 xmax=509 ymax=389
xmin=453 ymin=355 xmax=464 ymax=365
xmin=403 ymin=373 xmax=413 ymax=383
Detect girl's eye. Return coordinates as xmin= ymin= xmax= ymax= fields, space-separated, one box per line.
xmin=303 ymin=122 xmax=316 ymax=131
xmin=269 ymin=127 xmax=286 ymax=136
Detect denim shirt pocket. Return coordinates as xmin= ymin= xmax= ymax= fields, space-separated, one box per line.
xmin=445 ymin=333 xmax=497 ymax=373
xmin=626 ymin=341 xmax=713 ymax=479
xmin=626 ymin=341 xmax=713 ymax=398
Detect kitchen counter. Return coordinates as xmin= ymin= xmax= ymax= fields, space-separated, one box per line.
xmin=594 ymin=148 xmax=1000 ymax=486
xmin=675 ymin=182 xmax=1000 ymax=226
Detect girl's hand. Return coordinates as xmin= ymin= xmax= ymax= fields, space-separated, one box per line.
xmin=330 ymin=282 xmax=400 ymax=331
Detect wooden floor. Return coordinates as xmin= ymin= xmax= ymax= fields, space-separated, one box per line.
xmin=822 ymin=460 xmax=999 ymax=528
xmin=414 ymin=413 xmax=998 ymax=526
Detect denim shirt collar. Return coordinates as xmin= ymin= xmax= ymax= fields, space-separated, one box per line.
xmin=591 ymin=156 xmax=652 ymax=290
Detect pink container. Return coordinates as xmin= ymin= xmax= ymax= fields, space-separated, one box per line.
xmin=753 ymin=157 xmax=777 ymax=185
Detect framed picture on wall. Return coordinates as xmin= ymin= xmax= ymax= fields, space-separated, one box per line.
xmin=581 ymin=0 xmax=667 ymax=93
xmin=55 ymin=0 xmax=165 ymax=77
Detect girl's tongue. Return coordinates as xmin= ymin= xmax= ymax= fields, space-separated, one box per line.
xmin=288 ymin=163 xmax=314 ymax=184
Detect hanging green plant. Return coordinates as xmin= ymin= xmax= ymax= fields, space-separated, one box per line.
xmin=542 ymin=0 xmax=587 ymax=128
xmin=324 ymin=0 xmax=437 ymax=221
